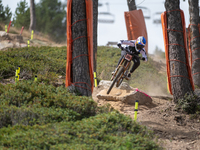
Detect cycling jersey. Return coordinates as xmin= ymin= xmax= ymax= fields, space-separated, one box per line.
xmin=118 ymin=40 xmax=148 ymax=61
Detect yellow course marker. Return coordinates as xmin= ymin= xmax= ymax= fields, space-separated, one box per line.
xmin=34 ymin=75 xmax=37 ymax=82
xmin=134 ymin=100 xmax=139 ymax=121
xmin=27 ymin=40 xmax=30 ymax=47
xmin=17 ymin=66 xmax=20 ymax=81
xmin=5 ymin=25 xmax=7 ymax=32
xmin=15 ymin=68 xmax=18 ymax=83
xmin=94 ymin=72 xmax=97 ymax=87
xmin=31 ymin=30 xmax=34 ymax=40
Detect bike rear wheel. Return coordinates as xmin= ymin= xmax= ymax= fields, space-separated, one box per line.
xmin=107 ymin=67 xmax=125 ymax=94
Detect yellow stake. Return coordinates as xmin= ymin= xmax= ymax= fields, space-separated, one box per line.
xmin=15 ymin=68 xmax=18 ymax=83
xmin=94 ymin=72 xmax=97 ymax=87
xmin=5 ymin=25 xmax=7 ymax=32
xmin=31 ymin=30 xmax=34 ymax=40
xmin=134 ymin=100 xmax=139 ymax=121
xmin=34 ymin=75 xmax=37 ymax=82
xmin=27 ymin=40 xmax=30 ymax=47
xmin=17 ymin=66 xmax=20 ymax=81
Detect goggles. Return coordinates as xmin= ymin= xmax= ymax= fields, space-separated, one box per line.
xmin=136 ymin=44 xmax=144 ymax=50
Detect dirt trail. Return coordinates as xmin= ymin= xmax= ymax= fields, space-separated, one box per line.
xmin=92 ymin=55 xmax=200 ymax=149
xmin=92 ymin=87 xmax=200 ymax=150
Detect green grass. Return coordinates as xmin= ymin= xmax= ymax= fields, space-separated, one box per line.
xmin=0 ymin=46 xmax=162 ymax=149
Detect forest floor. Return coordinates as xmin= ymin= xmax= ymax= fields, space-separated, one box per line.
xmin=92 ymin=56 xmax=200 ymax=150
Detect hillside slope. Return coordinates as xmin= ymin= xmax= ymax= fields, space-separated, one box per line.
xmin=0 ymin=25 xmax=66 ymax=50
xmin=0 ymin=31 xmax=200 ymax=149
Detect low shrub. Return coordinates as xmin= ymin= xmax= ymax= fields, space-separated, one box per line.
xmin=0 ymin=46 xmax=163 ymax=149
xmin=0 ymin=112 xmax=161 ymax=149
xmin=0 ymin=46 xmax=66 ymax=84
xmin=0 ymin=105 xmax=80 ymax=128
xmin=177 ymin=92 xmax=200 ymax=114
xmin=0 ymin=81 xmax=112 ymax=128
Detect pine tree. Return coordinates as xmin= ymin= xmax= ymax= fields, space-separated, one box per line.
xmin=71 ymin=0 xmax=92 ymax=96
xmin=0 ymin=0 xmax=12 ymax=24
xmin=165 ymin=0 xmax=193 ymax=102
xmin=0 ymin=0 xmax=5 ymax=22
xmin=127 ymin=0 xmax=137 ymax=11
xmin=29 ymin=0 xmax=36 ymax=31
xmin=93 ymin=0 xmax=98 ymax=73
xmin=13 ymin=0 xmax=30 ymax=29
xmin=188 ymin=0 xmax=200 ymax=88
xmin=4 ymin=6 xmax=12 ymax=24
xmin=35 ymin=0 xmax=66 ymax=42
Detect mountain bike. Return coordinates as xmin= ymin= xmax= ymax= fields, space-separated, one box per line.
xmin=107 ymin=48 xmax=141 ymax=94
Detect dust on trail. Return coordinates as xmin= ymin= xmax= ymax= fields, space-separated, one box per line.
xmin=92 ymin=85 xmax=200 ymax=150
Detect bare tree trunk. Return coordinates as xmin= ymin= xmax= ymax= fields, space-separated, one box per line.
xmin=29 ymin=0 xmax=36 ymax=31
xmin=127 ymin=0 xmax=137 ymax=11
xmin=189 ymin=0 xmax=200 ymax=88
xmin=93 ymin=0 xmax=98 ymax=73
xmin=165 ymin=0 xmax=193 ymax=102
xmin=71 ymin=0 xmax=92 ymax=96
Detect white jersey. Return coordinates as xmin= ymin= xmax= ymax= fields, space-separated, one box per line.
xmin=118 ymin=40 xmax=148 ymax=61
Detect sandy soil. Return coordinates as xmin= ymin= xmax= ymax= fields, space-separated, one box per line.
xmin=92 ymin=87 xmax=200 ymax=150
xmin=92 ymin=55 xmax=200 ymax=150
xmin=0 ymin=30 xmax=66 ymax=50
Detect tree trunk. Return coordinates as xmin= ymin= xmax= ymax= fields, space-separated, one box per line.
xmin=29 ymin=0 xmax=36 ymax=31
xmin=127 ymin=0 xmax=137 ymax=11
xmin=93 ymin=0 xmax=98 ymax=73
xmin=71 ymin=0 xmax=92 ymax=96
xmin=165 ymin=0 xmax=193 ymax=102
xmin=189 ymin=0 xmax=200 ymax=88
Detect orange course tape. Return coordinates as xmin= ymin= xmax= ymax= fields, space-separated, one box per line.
xmin=188 ymin=24 xmax=200 ymax=76
xmin=161 ymin=10 xmax=194 ymax=95
xmin=66 ymin=0 xmax=94 ymax=92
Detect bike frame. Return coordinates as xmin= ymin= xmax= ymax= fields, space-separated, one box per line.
xmin=107 ymin=48 xmax=142 ymax=94
xmin=111 ymin=53 xmax=132 ymax=82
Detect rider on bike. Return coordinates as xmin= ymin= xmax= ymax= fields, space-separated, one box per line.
xmin=112 ymin=36 xmax=148 ymax=79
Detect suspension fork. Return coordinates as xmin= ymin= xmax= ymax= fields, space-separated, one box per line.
xmin=116 ymin=57 xmax=131 ymax=74
xmin=117 ymin=59 xmax=131 ymax=80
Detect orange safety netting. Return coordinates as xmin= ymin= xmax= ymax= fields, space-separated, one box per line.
xmin=161 ymin=9 xmax=194 ymax=95
xmin=124 ymin=9 xmax=148 ymax=54
xmin=66 ymin=0 xmax=94 ymax=92
xmin=188 ymin=24 xmax=200 ymax=76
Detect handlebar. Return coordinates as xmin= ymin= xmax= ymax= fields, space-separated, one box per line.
xmin=120 ymin=46 xmax=143 ymax=60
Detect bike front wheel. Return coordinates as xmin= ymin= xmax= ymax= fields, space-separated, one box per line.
xmin=107 ymin=67 xmax=125 ymax=94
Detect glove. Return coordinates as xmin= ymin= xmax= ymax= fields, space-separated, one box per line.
xmin=142 ymin=57 xmax=145 ymax=61
xmin=117 ymin=43 xmax=121 ymax=48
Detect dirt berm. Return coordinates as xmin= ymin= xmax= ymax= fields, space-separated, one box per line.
xmin=0 ymin=31 xmax=26 ymax=50
xmin=95 ymin=80 xmax=152 ymax=105
xmin=92 ymin=80 xmax=200 ymax=150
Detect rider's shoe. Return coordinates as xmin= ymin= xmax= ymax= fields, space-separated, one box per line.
xmin=125 ymin=72 xmax=131 ymax=80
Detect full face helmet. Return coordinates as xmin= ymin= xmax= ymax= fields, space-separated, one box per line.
xmin=135 ymin=36 xmax=146 ymax=52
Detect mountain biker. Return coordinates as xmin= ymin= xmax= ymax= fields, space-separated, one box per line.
xmin=112 ymin=36 xmax=148 ymax=79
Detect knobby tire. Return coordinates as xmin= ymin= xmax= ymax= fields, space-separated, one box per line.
xmin=107 ymin=67 xmax=125 ymax=94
